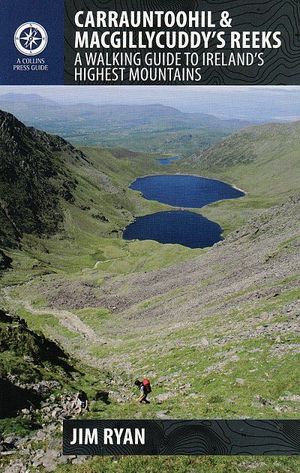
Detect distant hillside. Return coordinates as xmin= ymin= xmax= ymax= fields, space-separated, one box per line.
xmin=184 ymin=121 xmax=300 ymax=202
xmin=0 ymin=94 xmax=251 ymax=155
xmin=0 ymin=94 xmax=250 ymax=131
xmin=189 ymin=121 xmax=300 ymax=167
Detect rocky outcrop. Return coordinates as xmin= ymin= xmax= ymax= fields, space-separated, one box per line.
xmin=0 ymin=110 xmax=90 ymax=247
xmin=0 ymin=309 xmax=76 ymax=422
xmin=0 ymin=249 xmax=12 ymax=270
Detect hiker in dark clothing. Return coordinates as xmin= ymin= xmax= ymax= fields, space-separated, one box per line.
xmin=135 ymin=379 xmax=151 ymax=404
xmin=75 ymin=390 xmax=89 ymax=414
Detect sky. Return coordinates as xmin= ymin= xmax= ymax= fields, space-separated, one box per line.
xmin=0 ymin=86 xmax=300 ymax=121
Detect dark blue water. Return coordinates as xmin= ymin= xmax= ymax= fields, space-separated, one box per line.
xmin=123 ymin=211 xmax=223 ymax=249
xmin=130 ymin=174 xmax=244 ymax=208
xmin=158 ymin=156 xmax=180 ymax=165
xmin=124 ymin=174 xmax=244 ymax=248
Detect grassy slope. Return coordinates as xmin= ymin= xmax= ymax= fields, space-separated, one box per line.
xmin=1 ymin=121 xmax=300 ymax=472
xmin=174 ymin=121 xmax=300 ymax=234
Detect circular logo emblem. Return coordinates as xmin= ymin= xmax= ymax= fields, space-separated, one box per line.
xmin=14 ymin=22 xmax=48 ymax=56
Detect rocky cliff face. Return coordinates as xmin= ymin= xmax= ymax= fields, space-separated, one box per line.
xmin=0 ymin=110 xmax=88 ymax=248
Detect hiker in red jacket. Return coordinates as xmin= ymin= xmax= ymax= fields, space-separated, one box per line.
xmin=135 ymin=378 xmax=151 ymax=403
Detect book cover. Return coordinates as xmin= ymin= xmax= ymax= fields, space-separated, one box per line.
xmin=0 ymin=1 xmax=299 ymax=472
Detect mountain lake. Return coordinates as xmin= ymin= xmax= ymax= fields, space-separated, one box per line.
xmin=157 ymin=156 xmax=180 ymax=165
xmin=123 ymin=174 xmax=244 ymax=248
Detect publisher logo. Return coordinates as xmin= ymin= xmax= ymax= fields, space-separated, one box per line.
xmin=14 ymin=22 xmax=48 ymax=56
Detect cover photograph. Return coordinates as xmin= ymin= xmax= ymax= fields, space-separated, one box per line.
xmin=0 ymin=1 xmax=299 ymax=472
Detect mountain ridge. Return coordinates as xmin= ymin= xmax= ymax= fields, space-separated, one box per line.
xmin=0 ymin=93 xmax=252 ymax=127
xmin=0 ymin=94 xmax=252 ymax=155
xmin=0 ymin=110 xmax=83 ymax=247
